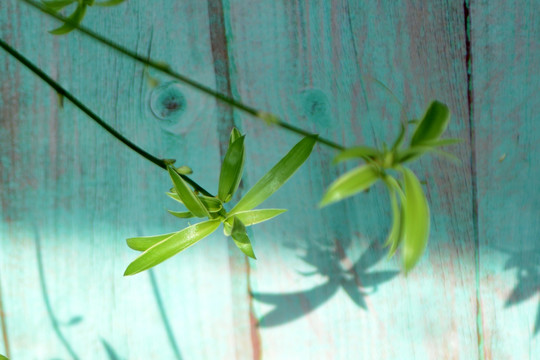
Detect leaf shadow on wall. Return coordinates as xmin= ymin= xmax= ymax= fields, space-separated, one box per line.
xmin=498 ymin=246 xmax=540 ymax=336
xmin=252 ymin=239 xmax=399 ymax=327
xmin=34 ymin=228 xmax=125 ymax=360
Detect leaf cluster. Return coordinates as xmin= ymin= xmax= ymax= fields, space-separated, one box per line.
xmin=124 ymin=129 xmax=316 ymax=275
xmin=320 ymin=101 xmax=460 ymax=272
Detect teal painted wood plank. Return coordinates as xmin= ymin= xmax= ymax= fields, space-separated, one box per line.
xmin=5 ymin=0 xmax=538 ymax=359
xmin=472 ymin=1 xmax=540 ymax=358
xmin=0 ymin=0 xmax=251 ymax=358
xmin=225 ymin=0 xmax=477 ymax=359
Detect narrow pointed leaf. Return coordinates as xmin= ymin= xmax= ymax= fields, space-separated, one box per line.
xmin=419 ymin=138 xmax=463 ymax=147
xmin=384 ymin=177 xmax=406 ymax=258
xmin=124 ymin=220 xmax=221 ymax=275
xmin=226 ymin=209 xmax=287 ymax=226
xmin=42 ymin=0 xmax=76 ymax=11
xmin=333 ymin=146 xmax=379 ymax=164
xmin=126 ymin=232 xmax=177 ymax=252
xmin=218 ymin=135 xmax=245 ymax=202
xmin=230 ymin=136 xmax=317 ymax=214
xmin=166 ymin=191 xmax=184 ymax=204
xmin=167 ymin=166 xmax=210 ymax=218
xmin=198 ymin=195 xmax=223 ymax=213
xmin=223 ymin=221 xmax=233 ymax=236
xmin=319 ymin=165 xmax=380 ymax=207
xmin=410 ymin=101 xmax=450 ymax=146
xmin=168 ymin=191 xmax=222 ymax=213
xmin=229 ymin=127 xmax=242 ymax=144
xmin=383 ymin=178 xmax=402 ymax=252
xmin=167 ymin=210 xmax=194 ymax=219
xmin=400 ymin=167 xmax=430 ymax=273
xmin=231 ymin=217 xmax=256 ymax=259
xmin=398 ymin=146 xmax=460 ymax=164
xmin=49 ymin=4 xmax=87 ymax=35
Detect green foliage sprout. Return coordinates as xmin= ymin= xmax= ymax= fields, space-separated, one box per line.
xmin=320 ymin=101 xmax=460 ymax=272
xmin=2 ymin=1 xmax=463 ymax=275
xmin=123 ymin=130 xmax=317 ymax=276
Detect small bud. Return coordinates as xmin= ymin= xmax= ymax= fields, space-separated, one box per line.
xmin=257 ymin=111 xmax=279 ymax=126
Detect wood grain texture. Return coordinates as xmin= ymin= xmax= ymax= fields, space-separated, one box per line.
xmin=472 ymin=0 xmax=540 ymax=358
xmin=226 ymin=0 xmax=476 ymax=359
xmin=1 ymin=0 xmax=242 ymax=359
xmin=0 ymin=0 xmax=537 ymax=359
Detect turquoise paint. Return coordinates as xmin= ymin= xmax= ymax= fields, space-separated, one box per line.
xmin=0 ymin=0 xmax=538 ymax=359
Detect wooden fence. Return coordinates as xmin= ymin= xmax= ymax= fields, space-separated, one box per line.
xmin=0 ymin=0 xmax=538 ymax=358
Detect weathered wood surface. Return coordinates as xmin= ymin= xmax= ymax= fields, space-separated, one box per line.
xmin=472 ymin=0 xmax=540 ymax=358
xmin=0 ymin=0 xmax=537 ymax=359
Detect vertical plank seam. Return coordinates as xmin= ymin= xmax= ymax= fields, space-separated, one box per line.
xmin=464 ymin=1 xmax=486 ymax=359
xmin=206 ymin=1 xmax=262 ymax=359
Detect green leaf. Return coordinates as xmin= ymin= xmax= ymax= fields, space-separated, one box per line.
xmin=49 ymin=3 xmax=87 ymax=35
xmin=229 ymin=136 xmax=317 ymax=214
xmin=226 ymin=209 xmax=287 ymax=226
xmin=383 ymin=176 xmax=406 ymax=257
xmin=42 ymin=0 xmax=76 ymax=11
xmin=229 ymin=127 xmax=242 ymax=143
xmin=167 ymin=166 xmax=210 ymax=218
xmin=124 ymin=220 xmax=221 ymax=275
xmin=319 ymin=165 xmax=380 ymax=207
xmin=218 ymin=134 xmax=245 ymax=202
xmin=198 ymin=195 xmax=223 ymax=213
xmin=231 ymin=216 xmax=256 ymax=259
xmin=0 ymin=355 xmax=9 ymax=360
xmin=410 ymin=101 xmax=451 ymax=146
xmin=398 ymin=146 xmax=460 ymax=164
xmin=167 ymin=210 xmax=194 ymax=219
xmin=400 ymin=167 xmax=430 ymax=273
xmin=127 ymin=232 xmax=177 ymax=252
xmin=332 ymin=146 xmax=380 ymax=164
xmin=94 ymin=0 xmax=126 ymax=6
xmin=417 ymin=138 xmax=463 ymax=148
xmin=166 ymin=191 xmax=183 ymax=203
xmin=167 ymin=191 xmax=222 ymax=213
xmin=223 ymin=221 xmax=233 ymax=236
xmin=383 ymin=178 xmax=400 ymax=249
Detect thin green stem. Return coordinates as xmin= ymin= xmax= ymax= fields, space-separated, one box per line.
xmin=0 ymin=38 xmax=212 ymax=197
xmin=19 ymin=0 xmax=345 ymax=151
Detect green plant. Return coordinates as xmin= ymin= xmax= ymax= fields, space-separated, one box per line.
xmin=2 ymin=0 xmax=461 ymax=276
xmin=42 ymin=0 xmax=126 ymax=34
xmin=321 ymin=101 xmax=459 ymax=272
xmin=124 ymin=131 xmax=316 ymax=275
